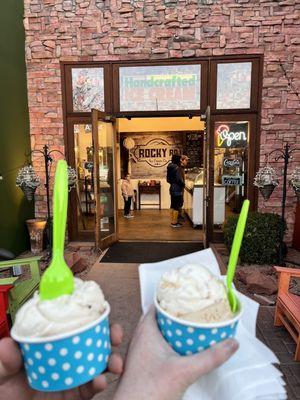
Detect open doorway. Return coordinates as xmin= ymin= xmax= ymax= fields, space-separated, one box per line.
xmin=116 ymin=116 xmax=205 ymax=242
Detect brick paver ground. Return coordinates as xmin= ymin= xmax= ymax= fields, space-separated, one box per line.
xmin=84 ymin=261 xmax=300 ymax=400
xmin=257 ymin=306 xmax=300 ymax=400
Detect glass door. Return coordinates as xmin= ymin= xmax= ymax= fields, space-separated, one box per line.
xmin=92 ymin=109 xmax=118 ymax=250
xmin=211 ymin=114 xmax=257 ymax=240
xmin=201 ymin=106 xmax=212 ymax=248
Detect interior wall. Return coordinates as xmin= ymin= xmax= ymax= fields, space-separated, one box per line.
xmin=0 ymin=0 xmax=33 ymax=255
xmin=117 ymin=117 xmax=204 ymax=210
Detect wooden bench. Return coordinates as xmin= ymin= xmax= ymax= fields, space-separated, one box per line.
xmin=274 ymin=266 xmax=300 ymax=361
xmin=0 ymin=285 xmax=13 ymax=338
xmin=0 ymin=256 xmax=41 ymax=323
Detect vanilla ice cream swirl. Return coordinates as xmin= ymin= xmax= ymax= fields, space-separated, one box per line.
xmin=12 ymin=278 xmax=106 ymax=338
xmin=157 ymin=264 xmax=232 ymax=321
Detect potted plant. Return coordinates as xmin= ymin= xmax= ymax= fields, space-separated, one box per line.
xmin=16 ymin=165 xmax=40 ymax=201
xmin=254 ymin=165 xmax=279 ymax=200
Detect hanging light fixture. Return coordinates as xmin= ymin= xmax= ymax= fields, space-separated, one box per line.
xmin=253 ymin=165 xmax=279 ymax=200
xmin=290 ymin=166 xmax=300 ymax=202
xmin=67 ymin=165 xmax=77 ymax=191
xmin=16 ymin=165 xmax=40 ymax=201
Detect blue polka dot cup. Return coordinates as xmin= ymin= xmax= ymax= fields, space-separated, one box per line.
xmin=155 ymin=295 xmax=243 ymax=356
xmin=11 ymin=303 xmax=111 ymax=392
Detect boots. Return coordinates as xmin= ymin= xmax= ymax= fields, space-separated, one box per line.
xmin=178 ymin=207 xmax=185 ymax=222
xmin=170 ymin=208 xmax=174 ymax=223
xmin=171 ymin=210 xmax=182 ymax=228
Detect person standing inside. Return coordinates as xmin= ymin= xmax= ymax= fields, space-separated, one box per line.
xmin=121 ymin=174 xmax=134 ymax=218
xmin=178 ymin=155 xmax=189 ymax=222
xmin=167 ymin=154 xmax=184 ymax=228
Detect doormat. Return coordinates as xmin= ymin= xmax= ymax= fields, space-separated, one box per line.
xmin=100 ymin=242 xmax=204 ymax=263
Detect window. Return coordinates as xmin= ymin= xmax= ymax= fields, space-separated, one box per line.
xmin=71 ymin=67 xmax=105 ymax=112
xmin=119 ymin=64 xmax=201 ymax=112
xmin=216 ymin=62 xmax=252 ymax=109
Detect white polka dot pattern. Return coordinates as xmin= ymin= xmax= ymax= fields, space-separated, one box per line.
xmin=156 ymin=310 xmax=239 ymax=357
xmin=19 ymin=317 xmax=111 ymax=391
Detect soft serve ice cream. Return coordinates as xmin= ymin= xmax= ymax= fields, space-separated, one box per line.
xmin=157 ymin=264 xmax=233 ymax=323
xmin=12 ymin=278 xmax=106 ymax=338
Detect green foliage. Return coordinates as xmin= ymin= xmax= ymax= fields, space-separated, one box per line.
xmin=224 ymin=212 xmax=286 ymax=265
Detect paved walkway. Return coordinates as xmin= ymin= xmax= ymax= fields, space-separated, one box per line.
xmin=84 ymin=262 xmax=299 ymax=400
xmin=257 ymin=306 xmax=300 ymax=400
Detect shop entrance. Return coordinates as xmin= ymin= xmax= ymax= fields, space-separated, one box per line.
xmin=69 ymin=112 xmax=209 ymax=248
xmin=64 ymin=56 xmax=261 ymax=248
xmin=69 ymin=109 xmax=253 ymax=249
xmin=117 ymin=116 xmax=205 ymax=242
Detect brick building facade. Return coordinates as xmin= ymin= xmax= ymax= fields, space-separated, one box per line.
xmin=23 ymin=0 xmax=300 ymax=242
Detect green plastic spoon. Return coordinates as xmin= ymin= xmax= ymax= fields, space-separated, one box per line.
xmin=226 ymin=199 xmax=250 ymax=313
xmin=39 ymin=160 xmax=74 ymax=301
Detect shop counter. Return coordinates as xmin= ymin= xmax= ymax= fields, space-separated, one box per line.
xmin=184 ymin=182 xmax=225 ymax=227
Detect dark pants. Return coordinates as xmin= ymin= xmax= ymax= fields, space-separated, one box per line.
xmin=123 ymin=196 xmax=132 ymax=215
xmin=170 ymin=195 xmax=183 ymax=211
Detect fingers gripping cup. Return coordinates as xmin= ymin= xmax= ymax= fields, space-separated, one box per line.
xmin=12 ymin=306 xmax=111 ymax=391
xmin=11 ymin=161 xmax=112 ymax=391
xmin=155 ymin=264 xmax=243 ymax=356
xmin=11 ymin=279 xmax=111 ymax=392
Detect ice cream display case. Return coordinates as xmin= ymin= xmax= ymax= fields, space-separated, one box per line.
xmin=184 ymin=169 xmax=225 ymax=227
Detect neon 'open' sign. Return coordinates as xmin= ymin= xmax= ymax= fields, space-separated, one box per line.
xmin=215 ymin=122 xmax=248 ymax=148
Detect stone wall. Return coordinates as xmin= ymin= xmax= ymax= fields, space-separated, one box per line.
xmin=23 ymin=0 xmax=300 ymax=242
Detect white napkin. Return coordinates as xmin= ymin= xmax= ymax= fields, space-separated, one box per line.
xmin=139 ymin=248 xmax=287 ymax=400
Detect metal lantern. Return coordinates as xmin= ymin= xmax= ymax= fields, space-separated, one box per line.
xmin=16 ymin=165 xmax=40 ymax=201
xmin=67 ymin=166 xmax=77 ymax=191
xmin=254 ymin=165 xmax=279 ymax=200
xmin=290 ymin=166 xmax=300 ymax=202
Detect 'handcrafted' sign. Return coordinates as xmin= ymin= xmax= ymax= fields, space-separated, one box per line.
xmin=215 ymin=122 xmax=248 ymax=148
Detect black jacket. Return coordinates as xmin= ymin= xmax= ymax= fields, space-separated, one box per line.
xmin=167 ymin=163 xmax=185 ymax=196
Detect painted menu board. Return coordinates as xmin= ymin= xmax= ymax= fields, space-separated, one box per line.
xmin=119 ymin=65 xmax=201 ymax=111
xmin=185 ymin=131 xmax=203 ymax=168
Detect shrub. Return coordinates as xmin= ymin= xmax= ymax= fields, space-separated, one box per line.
xmin=224 ymin=212 xmax=286 ymax=265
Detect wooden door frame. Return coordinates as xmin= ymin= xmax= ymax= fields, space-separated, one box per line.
xmin=61 ymin=55 xmax=263 ymax=243
xmin=92 ymin=109 xmax=119 ymax=250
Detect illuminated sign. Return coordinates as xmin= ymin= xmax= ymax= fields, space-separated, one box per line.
xmin=222 ymin=175 xmax=243 ymax=186
xmin=215 ymin=122 xmax=248 ymax=148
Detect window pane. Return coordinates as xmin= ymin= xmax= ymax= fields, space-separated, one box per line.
xmin=213 ymin=121 xmax=249 ymax=233
xmin=119 ymin=65 xmax=201 ymax=111
xmin=72 ymin=68 xmax=104 ymax=112
xmin=96 ymin=121 xmax=115 ymax=240
xmin=217 ymin=63 xmax=252 ymax=109
xmin=74 ymin=123 xmax=95 ymax=232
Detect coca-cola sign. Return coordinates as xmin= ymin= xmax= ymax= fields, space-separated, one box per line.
xmin=223 ymin=158 xmax=241 ymax=168
xmin=215 ymin=122 xmax=248 ymax=148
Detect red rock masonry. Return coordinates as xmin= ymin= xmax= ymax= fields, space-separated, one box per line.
xmin=24 ymin=0 xmax=300 ymax=242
